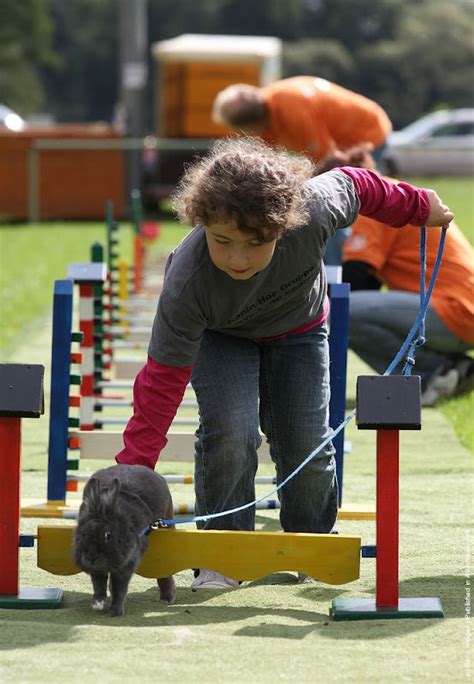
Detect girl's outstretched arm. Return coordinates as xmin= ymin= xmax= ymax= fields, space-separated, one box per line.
xmin=339 ymin=167 xmax=453 ymax=227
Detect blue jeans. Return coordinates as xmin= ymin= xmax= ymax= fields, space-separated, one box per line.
xmin=349 ymin=290 xmax=472 ymax=388
xmin=190 ymin=325 xmax=338 ymax=533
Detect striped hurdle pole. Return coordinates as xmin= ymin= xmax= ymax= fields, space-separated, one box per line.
xmin=106 ymin=200 xmax=120 ymax=277
xmin=106 ymin=199 xmax=136 ymax=297
xmin=66 ymin=264 xmax=108 ymax=434
xmin=91 ymin=242 xmax=113 ymax=385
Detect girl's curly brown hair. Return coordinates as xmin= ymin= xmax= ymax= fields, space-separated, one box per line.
xmin=171 ymin=137 xmax=315 ymax=241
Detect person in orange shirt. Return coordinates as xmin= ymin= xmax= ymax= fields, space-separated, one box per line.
xmin=212 ymin=76 xmax=392 ymax=167
xmin=342 ymin=213 xmax=474 ymax=406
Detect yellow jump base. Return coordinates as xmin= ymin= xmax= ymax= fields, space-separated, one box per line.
xmin=22 ymin=499 xmax=375 ymax=521
xmin=37 ymin=526 xmax=361 ymax=585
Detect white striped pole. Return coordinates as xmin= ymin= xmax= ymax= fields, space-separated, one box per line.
xmin=79 ymin=284 xmax=96 ymax=431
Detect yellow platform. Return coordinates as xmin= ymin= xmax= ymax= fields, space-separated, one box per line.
xmin=338 ymin=503 xmax=375 ymax=521
xmin=22 ymin=499 xmax=375 ymax=521
xmin=21 ymin=500 xmax=79 ymax=518
xmin=37 ymin=526 xmax=361 ymax=585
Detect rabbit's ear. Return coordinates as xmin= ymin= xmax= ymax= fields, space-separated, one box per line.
xmin=100 ymin=477 xmax=121 ymax=514
xmin=110 ymin=477 xmax=121 ymax=499
xmin=83 ymin=477 xmax=102 ymax=516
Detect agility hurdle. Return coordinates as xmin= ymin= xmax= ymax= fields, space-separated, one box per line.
xmin=34 ymin=376 xmax=444 ymax=619
xmin=0 ymin=363 xmax=62 ymax=609
xmin=331 ymin=375 xmax=444 ymax=620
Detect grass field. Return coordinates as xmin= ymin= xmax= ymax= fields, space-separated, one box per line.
xmin=0 ymin=218 xmax=190 ymax=356
xmin=0 ymin=177 xmax=473 ymax=683
xmin=408 ymin=177 xmax=474 ymax=242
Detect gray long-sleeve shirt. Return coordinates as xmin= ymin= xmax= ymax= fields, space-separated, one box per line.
xmin=148 ymin=169 xmax=359 ymax=366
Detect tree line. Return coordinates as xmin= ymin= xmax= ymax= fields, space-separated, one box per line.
xmin=1 ymin=0 xmax=473 ymax=130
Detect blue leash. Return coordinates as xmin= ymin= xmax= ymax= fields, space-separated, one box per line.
xmin=384 ymin=227 xmax=446 ymax=377
xmin=152 ymin=226 xmax=447 ymax=530
xmin=401 ymin=226 xmax=427 ymax=376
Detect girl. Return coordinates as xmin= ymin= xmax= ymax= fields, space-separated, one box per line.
xmin=116 ymin=137 xmax=453 ymax=590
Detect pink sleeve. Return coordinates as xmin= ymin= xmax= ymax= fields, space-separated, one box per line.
xmin=115 ymin=355 xmax=193 ymax=469
xmin=339 ymin=167 xmax=430 ymax=227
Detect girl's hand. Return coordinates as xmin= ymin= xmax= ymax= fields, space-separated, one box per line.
xmin=426 ymin=189 xmax=454 ymax=226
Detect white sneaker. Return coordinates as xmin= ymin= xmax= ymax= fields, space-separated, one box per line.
xmin=191 ymin=569 xmax=240 ymax=591
xmin=422 ymin=357 xmax=474 ymax=407
xmin=421 ymin=370 xmax=458 ymax=406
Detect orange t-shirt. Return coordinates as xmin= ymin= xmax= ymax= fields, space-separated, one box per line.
xmin=343 ymin=215 xmax=474 ymax=345
xmin=261 ymin=76 xmax=392 ymax=162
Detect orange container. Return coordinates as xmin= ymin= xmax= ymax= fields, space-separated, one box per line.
xmin=152 ymin=34 xmax=282 ymax=138
xmin=0 ymin=124 xmax=125 ymax=220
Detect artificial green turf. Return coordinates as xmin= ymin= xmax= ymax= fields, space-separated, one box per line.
xmin=1 ymin=327 xmax=472 ymax=683
xmin=441 ymin=393 xmax=474 ymax=452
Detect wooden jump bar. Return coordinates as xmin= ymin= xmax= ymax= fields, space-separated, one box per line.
xmin=37 ymin=526 xmax=361 ymax=585
xmin=69 ymin=429 xmax=273 ymax=464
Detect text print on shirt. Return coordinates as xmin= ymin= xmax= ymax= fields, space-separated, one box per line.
xmin=227 ymin=264 xmax=317 ymax=327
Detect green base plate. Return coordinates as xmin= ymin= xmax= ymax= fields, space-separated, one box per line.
xmin=0 ymin=587 xmax=64 ymax=610
xmin=331 ymin=597 xmax=444 ymax=621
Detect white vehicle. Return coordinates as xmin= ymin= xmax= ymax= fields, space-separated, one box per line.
xmin=381 ymin=108 xmax=474 ymax=176
xmin=0 ymin=104 xmax=26 ymax=132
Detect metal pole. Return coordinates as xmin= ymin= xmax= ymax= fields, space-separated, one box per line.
xmin=27 ymin=146 xmax=39 ymax=223
xmin=119 ymin=0 xmax=148 ymax=202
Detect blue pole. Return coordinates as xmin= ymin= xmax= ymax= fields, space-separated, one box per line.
xmin=328 ymin=282 xmax=350 ymax=506
xmin=47 ymin=280 xmax=73 ymax=502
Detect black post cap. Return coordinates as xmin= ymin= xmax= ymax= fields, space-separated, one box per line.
xmin=356 ymin=375 xmax=421 ymax=430
xmin=0 ymin=364 xmax=45 ymax=418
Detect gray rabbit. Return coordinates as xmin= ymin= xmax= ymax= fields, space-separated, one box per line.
xmin=73 ymin=464 xmax=176 ymax=616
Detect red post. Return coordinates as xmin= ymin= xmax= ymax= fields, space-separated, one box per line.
xmin=0 ymin=417 xmax=21 ymax=595
xmin=376 ymin=429 xmax=399 ymax=607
